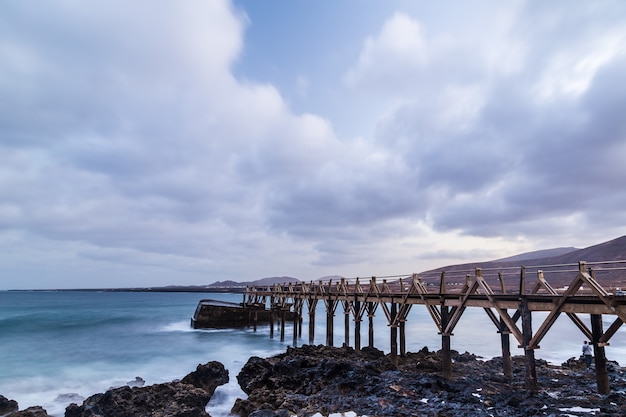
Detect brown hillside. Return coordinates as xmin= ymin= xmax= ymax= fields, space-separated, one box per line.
xmin=418 ymin=235 xmax=626 ymax=293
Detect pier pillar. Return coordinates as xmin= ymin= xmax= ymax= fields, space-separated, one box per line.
xmin=269 ymin=307 xmax=274 ymax=339
xmin=280 ymin=308 xmax=286 ymax=343
xmin=344 ymin=306 xmax=350 ymax=347
xmin=309 ymin=308 xmax=315 ymax=345
xmin=399 ymin=320 xmax=406 ymax=357
xmin=354 ymin=300 xmax=361 ymax=352
xmin=499 ymin=316 xmax=513 ymax=380
xmin=299 ymin=316 xmax=303 ymax=338
xmin=390 ymin=303 xmax=398 ymax=366
xmin=591 ymin=314 xmax=610 ymax=394
xmin=326 ymin=304 xmax=335 ymax=346
xmin=292 ymin=308 xmax=299 ymax=347
xmin=441 ymin=305 xmax=452 ymax=379
xmin=521 ymin=299 xmax=538 ymax=391
xmin=368 ymin=303 xmax=375 ymax=348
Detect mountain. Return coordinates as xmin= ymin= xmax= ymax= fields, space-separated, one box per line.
xmin=493 ymin=247 xmax=579 ymax=263
xmin=207 ymin=276 xmax=300 ymax=288
xmin=422 ymin=236 xmax=626 ymax=273
xmin=419 ymin=235 xmax=626 ymax=290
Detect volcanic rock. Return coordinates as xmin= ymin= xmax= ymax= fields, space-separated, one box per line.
xmin=65 ymin=361 xmax=228 ymax=417
xmin=4 ymin=406 xmax=50 ymax=417
xmin=0 ymin=395 xmax=19 ymax=415
xmin=233 ymin=344 xmax=626 ymax=417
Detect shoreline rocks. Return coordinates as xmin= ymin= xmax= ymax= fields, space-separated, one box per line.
xmin=65 ymin=361 xmax=228 ymax=417
xmin=0 ymin=362 xmax=228 ymax=417
xmin=3 ymin=347 xmax=625 ymax=417
xmin=232 ymin=344 xmax=626 ymax=417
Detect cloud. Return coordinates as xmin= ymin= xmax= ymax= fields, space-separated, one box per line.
xmin=1 ymin=1 xmax=626 ymax=288
xmin=347 ymin=4 xmax=626 ymax=246
xmin=344 ymin=12 xmax=429 ymax=89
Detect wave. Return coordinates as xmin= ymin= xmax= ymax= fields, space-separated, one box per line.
xmin=0 ymin=313 xmax=136 ymax=334
xmin=155 ymin=321 xmax=242 ymax=334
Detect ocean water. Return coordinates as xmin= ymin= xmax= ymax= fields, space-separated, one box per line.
xmin=1 ymin=291 xmax=625 ymax=417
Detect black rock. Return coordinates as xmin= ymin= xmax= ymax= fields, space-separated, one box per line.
xmin=232 ymin=345 xmax=626 ymax=417
xmin=65 ymin=361 xmax=228 ymax=417
xmin=6 ymin=406 xmax=50 ymax=417
xmin=0 ymin=395 xmax=19 ymax=415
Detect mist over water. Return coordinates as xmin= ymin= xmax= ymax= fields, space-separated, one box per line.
xmin=1 ymin=291 xmax=625 ymax=416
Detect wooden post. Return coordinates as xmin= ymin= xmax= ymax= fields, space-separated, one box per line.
xmin=500 ymin=316 xmax=513 ymax=380
xmin=308 ymin=305 xmax=315 ymax=345
xmin=399 ymin=319 xmax=406 ymax=357
xmin=253 ymin=310 xmax=258 ymax=332
xmin=344 ymin=305 xmax=350 ymax=347
xmin=354 ymin=300 xmax=361 ymax=351
xmin=292 ymin=308 xmax=299 ymax=347
xmin=299 ymin=315 xmax=303 ymax=338
xmin=280 ymin=308 xmax=286 ymax=342
xmin=441 ymin=305 xmax=452 ymax=379
xmin=326 ymin=302 xmax=335 ymax=346
xmin=269 ymin=307 xmax=275 ymax=339
xmin=368 ymin=302 xmax=375 ymax=348
xmin=497 ymin=272 xmax=512 ymax=379
xmin=390 ymin=302 xmax=398 ymax=366
xmin=439 ymin=271 xmax=452 ymax=379
xmin=591 ymin=314 xmax=610 ymax=394
xmin=521 ymin=298 xmax=538 ymax=391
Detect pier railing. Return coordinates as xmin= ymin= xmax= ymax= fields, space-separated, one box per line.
xmin=243 ymin=260 xmax=626 ymax=394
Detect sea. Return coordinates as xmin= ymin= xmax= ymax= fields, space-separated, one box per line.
xmin=1 ymin=290 xmax=625 ymax=417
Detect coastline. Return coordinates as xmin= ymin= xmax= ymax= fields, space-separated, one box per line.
xmin=3 ymin=344 xmax=625 ymax=417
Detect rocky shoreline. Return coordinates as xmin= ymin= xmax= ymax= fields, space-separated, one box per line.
xmin=2 ymin=345 xmax=625 ymax=417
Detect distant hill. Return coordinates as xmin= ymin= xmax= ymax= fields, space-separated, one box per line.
xmin=422 ymin=235 xmax=626 ymax=274
xmin=493 ymin=247 xmax=579 ymax=263
xmin=418 ymin=235 xmax=626 ymax=290
xmin=207 ymin=276 xmax=300 ymax=288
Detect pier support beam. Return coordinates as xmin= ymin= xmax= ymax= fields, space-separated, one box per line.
xmin=521 ymin=299 xmax=538 ymax=391
xmin=308 ymin=312 xmax=315 ymax=344
xmin=280 ymin=308 xmax=286 ymax=343
xmin=308 ymin=300 xmax=316 ymax=345
xmin=299 ymin=316 xmax=303 ymax=338
xmin=390 ymin=303 xmax=398 ymax=366
xmin=269 ymin=307 xmax=275 ymax=339
xmin=499 ymin=316 xmax=513 ymax=380
xmin=591 ymin=314 xmax=610 ymax=394
xmin=441 ymin=305 xmax=452 ymax=379
xmin=354 ymin=300 xmax=361 ymax=351
xmin=399 ymin=320 xmax=406 ymax=357
xmin=344 ymin=306 xmax=350 ymax=347
xmin=326 ymin=304 xmax=335 ymax=347
xmin=292 ymin=308 xmax=299 ymax=347
xmin=368 ymin=303 xmax=375 ymax=348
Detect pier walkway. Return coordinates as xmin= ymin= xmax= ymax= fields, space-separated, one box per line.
xmin=242 ymin=261 xmax=626 ymax=394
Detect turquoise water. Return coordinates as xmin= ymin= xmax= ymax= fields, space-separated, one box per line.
xmin=1 ymin=291 xmax=625 ymax=416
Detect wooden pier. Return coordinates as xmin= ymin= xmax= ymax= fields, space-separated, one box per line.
xmin=243 ymin=260 xmax=626 ymax=394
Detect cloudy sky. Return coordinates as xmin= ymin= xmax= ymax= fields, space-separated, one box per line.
xmin=1 ymin=1 xmax=626 ymax=289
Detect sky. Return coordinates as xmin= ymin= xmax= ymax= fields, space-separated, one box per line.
xmin=1 ymin=1 xmax=626 ymax=289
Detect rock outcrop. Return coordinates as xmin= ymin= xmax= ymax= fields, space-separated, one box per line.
xmin=65 ymin=361 xmax=228 ymax=417
xmin=0 ymin=395 xmax=49 ymax=417
xmin=0 ymin=395 xmax=19 ymax=415
xmin=233 ymin=344 xmax=626 ymax=417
